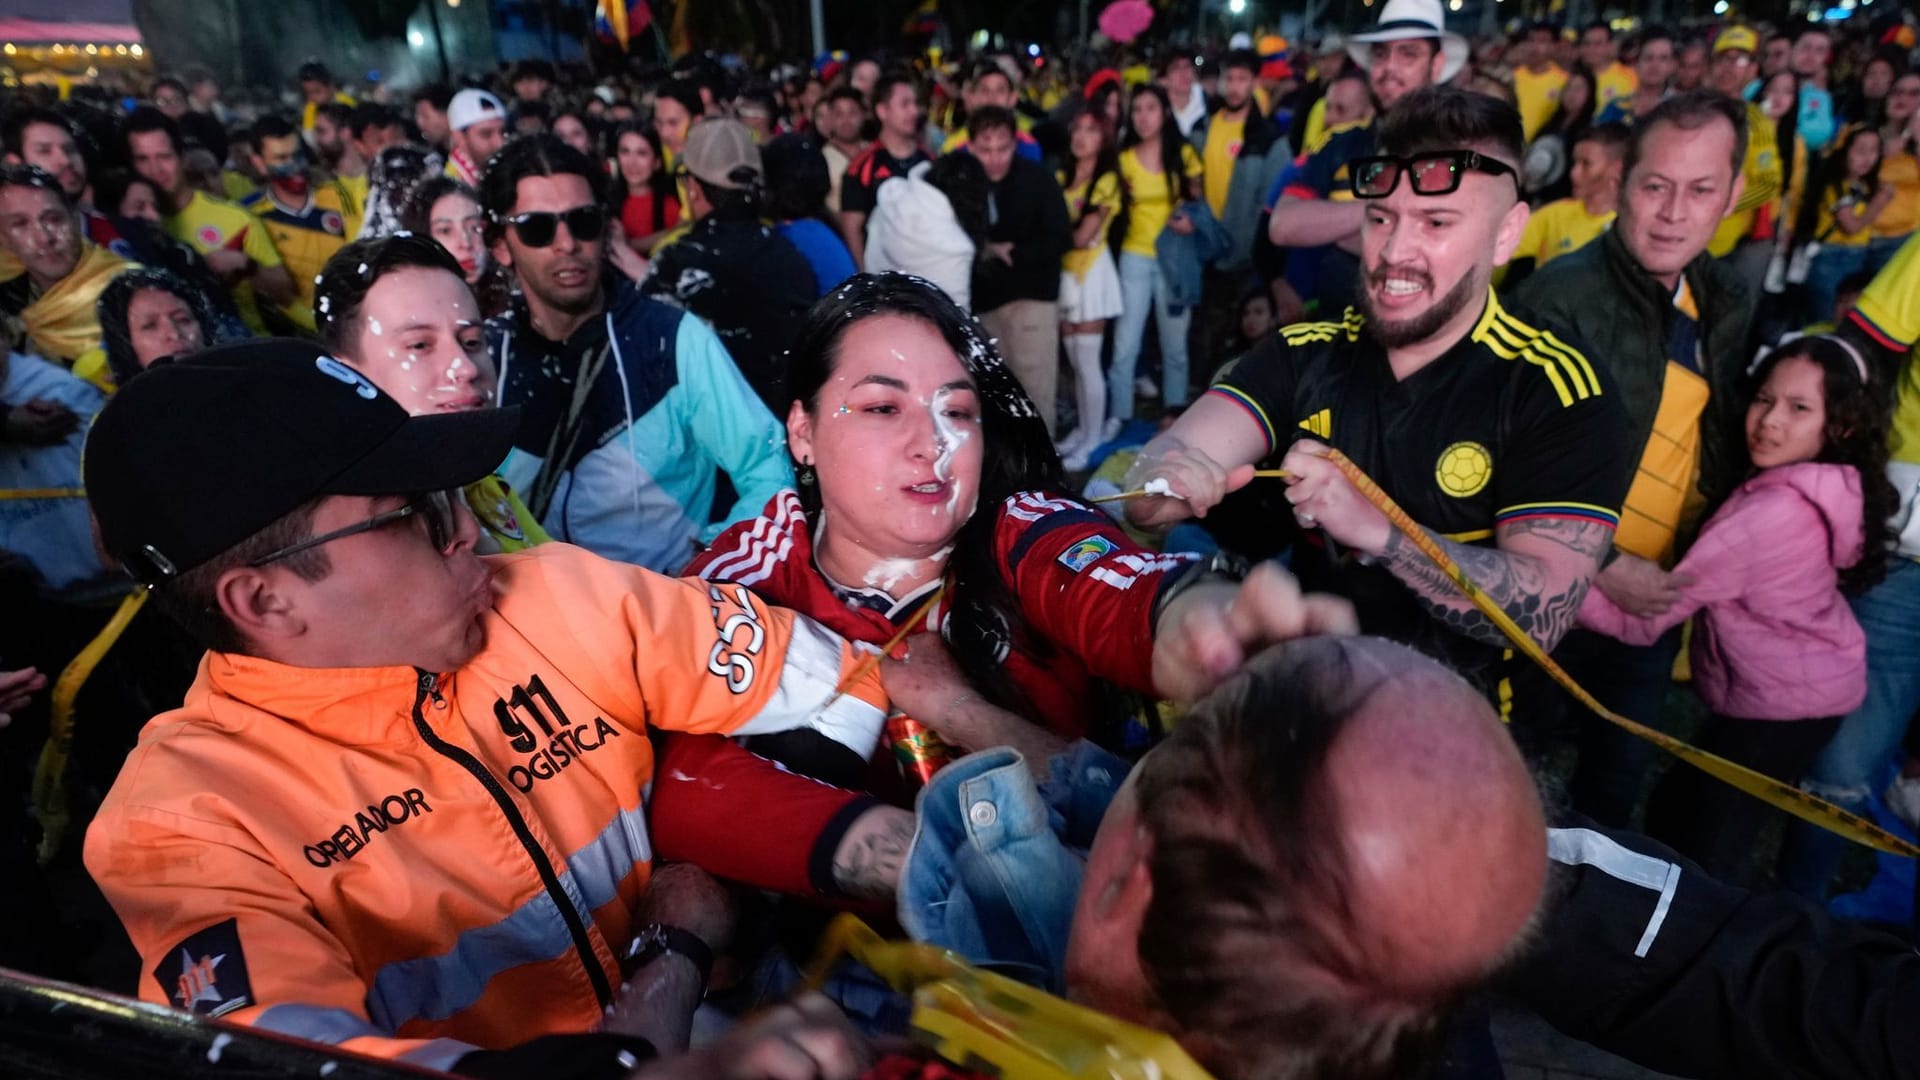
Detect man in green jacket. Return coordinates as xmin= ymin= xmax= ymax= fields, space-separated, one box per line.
xmin=1512 ymin=91 xmax=1758 ymax=827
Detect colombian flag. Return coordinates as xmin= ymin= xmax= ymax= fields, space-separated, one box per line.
xmin=596 ymin=0 xmax=653 ymax=49
xmin=903 ymin=0 xmax=940 ymax=36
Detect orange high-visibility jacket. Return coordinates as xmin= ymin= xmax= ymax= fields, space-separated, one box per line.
xmin=84 ymin=542 xmax=888 ymax=1070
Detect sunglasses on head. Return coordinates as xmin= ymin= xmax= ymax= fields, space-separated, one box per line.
xmin=1350 ymin=150 xmax=1523 ymax=199
xmin=501 ymin=204 xmax=607 ymax=248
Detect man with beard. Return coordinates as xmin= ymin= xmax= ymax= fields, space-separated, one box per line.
xmin=3 ymin=108 xmax=129 ymax=260
xmin=1127 ymin=87 xmax=1631 ymax=712
xmin=1265 ymin=0 xmax=1467 ymax=313
xmin=310 ymin=103 xmax=367 ymax=189
xmin=1195 ymin=49 xmax=1291 ymax=274
xmin=445 ymin=89 xmax=510 ymax=188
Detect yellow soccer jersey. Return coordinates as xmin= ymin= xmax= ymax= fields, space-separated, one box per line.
xmin=1709 ymin=103 xmax=1783 ymax=256
xmin=164 ymin=189 xmax=284 ymax=333
xmin=242 ymin=181 xmax=355 ymax=332
xmin=1513 ymin=65 xmax=1569 ymax=142
xmin=1514 ymin=198 xmax=1614 ymax=268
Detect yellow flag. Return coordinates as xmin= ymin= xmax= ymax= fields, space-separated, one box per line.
xmin=600 ymin=0 xmax=630 ymax=48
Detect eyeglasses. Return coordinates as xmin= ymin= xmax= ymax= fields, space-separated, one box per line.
xmin=500 ymin=204 xmax=607 ymax=248
xmin=1350 ymin=151 xmax=1523 ymax=199
xmin=249 ymin=491 xmax=458 ymax=568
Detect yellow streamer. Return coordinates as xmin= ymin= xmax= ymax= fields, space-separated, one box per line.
xmin=34 ymin=590 xmax=147 ymax=864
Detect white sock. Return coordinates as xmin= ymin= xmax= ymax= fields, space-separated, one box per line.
xmin=1064 ymin=332 xmax=1106 ymax=448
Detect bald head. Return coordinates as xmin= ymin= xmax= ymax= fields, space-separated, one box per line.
xmin=1320 ymin=639 xmax=1547 ymax=994
xmin=1071 ymin=636 xmax=1547 ymax=1079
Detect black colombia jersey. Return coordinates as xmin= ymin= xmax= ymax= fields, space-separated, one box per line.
xmin=1209 ymin=289 xmax=1632 ymax=707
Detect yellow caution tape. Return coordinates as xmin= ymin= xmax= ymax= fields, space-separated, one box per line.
xmin=1320 ymin=448 xmax=1919 ymax=860
xmin=35 ymin=590 xmax=147 ymax=864
xmin=0 ymin=488 xmax=85 ymax=500
xmin=805 ymin=914 xmax=1213 ymax=1079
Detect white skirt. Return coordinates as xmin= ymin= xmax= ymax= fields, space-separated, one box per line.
xmin=1059 ymin=247 xmax=1124 ymax=323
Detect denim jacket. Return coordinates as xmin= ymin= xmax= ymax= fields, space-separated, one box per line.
xmin=898 ymin=742 xmax=1130 ymax=993
xmin=1154 ymin=200 xmax=1232 ymax=312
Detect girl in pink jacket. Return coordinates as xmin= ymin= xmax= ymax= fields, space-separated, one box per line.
xmin=1579 ymin=335 xmax=1897 ymax=885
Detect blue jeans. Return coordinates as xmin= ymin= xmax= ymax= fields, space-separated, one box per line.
xmin=1780 ymin=556 xmax=1920 ymax=899
xmin=1865 ymin=232 xmax=1913 ymax=278
xmin=1803 ymin=243 xmax=1868 ymax=327
xmin=1110 ymin=252 xmax=1191 ymax=421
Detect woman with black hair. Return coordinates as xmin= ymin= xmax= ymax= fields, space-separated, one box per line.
xmin=608 ymin=120 xmax=679 ymax=254
xmin=1791 ymin=124 xmax=1890 ymax=325
xmin=549 ymin=106 xmax=597 ymax=158
xmin=95 ymin=267 xmax=223 ymax=388
xmin=685 ymin=273 xmax=1348 ymax=788
xmin=91 ymin=168 xmax=245 ymax=333
xmin=1751 ymin=70 xmax=1808 ymax=249
xmin=1522 ymin=62 xmax=1597 ymax=203
xmin=1054 ymin=100 xmax=1126 ymax=468
xmin=1866 ymin=70 xmax=1919 ymax=275
xmin=1108 ymin=84 xmax=1202 ymax=429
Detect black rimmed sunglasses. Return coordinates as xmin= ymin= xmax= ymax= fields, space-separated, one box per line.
xmin=499 ymin=204 xmax=608 ymax=247
xmin=248 ymin=491 xmax=458 ymax=568
xmin=1350 ymin=151 xmax=1524 ymax=199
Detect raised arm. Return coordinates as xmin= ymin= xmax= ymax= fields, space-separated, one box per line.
xmin=1121 ymin=391 xmax=1265 ymax=528
xmin=1268 ymin=194 xmax=1366 ymax=250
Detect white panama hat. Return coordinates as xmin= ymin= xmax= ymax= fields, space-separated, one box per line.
xmin=1347 ymin=0 xmax=1471 ymax=83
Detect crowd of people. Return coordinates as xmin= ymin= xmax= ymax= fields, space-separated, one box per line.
xmin=4 ymin=2 xmax=1920 ymax=1077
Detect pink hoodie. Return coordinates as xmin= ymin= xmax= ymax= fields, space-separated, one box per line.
xmin=1578 ymin=462 xmax=1867 ymax=721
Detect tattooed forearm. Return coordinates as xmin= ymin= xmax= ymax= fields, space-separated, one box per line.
xmin=831 ymin=806 xmax=914 ymax=901
xmin=1381 ymin=518 xmax=1612 ymax=651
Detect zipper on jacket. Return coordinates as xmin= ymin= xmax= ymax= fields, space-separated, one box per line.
xmin=409 ymin=669 xmax=616 ymax=1009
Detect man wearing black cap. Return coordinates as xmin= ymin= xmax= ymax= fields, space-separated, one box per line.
xmin=80 ymin=340 xmax=890 ymax=1075
xmin=639 ymin=117 xmax=817 ymax=413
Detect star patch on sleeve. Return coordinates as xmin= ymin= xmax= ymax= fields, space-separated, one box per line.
xmin=154 ymin=917 xmax=254 ymax=1018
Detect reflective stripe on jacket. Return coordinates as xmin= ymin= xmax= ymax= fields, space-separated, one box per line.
xmin=85 ymin=543 xmax=887 ymax=1062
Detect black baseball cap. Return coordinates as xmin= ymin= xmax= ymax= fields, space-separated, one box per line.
xmin=85 ymin=338 xmax=520 ymax=586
